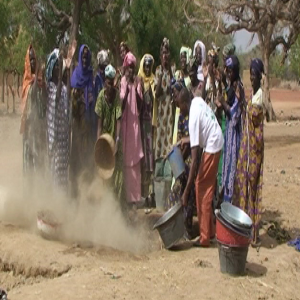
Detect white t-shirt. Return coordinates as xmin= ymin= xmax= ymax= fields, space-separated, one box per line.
xmin=189 ymin=97 xmax=224 ymax=153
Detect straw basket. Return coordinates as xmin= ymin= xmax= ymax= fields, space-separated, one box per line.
xmin=94 ymin=134 xmax=115 ymax=180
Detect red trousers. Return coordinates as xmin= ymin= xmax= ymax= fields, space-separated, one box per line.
xmin=195 ymin=151 xmax=221 ymax=246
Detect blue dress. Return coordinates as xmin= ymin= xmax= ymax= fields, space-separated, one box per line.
xmin=222 ymin=96 xmax=242 ymax=202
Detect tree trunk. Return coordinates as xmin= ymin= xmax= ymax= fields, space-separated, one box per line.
xmin=1 ymin=72 xmax=4 ymax=103
xmin=263 ymin=53 xmax=276 ymax=122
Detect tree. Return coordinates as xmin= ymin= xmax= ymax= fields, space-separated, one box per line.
xmin=290 ymin=36 xmax=300 ymax=80
xmin=184 ymin=0 xmax=300 ymax=121
xmin=22 ymin=0 xmax=112 ymax=65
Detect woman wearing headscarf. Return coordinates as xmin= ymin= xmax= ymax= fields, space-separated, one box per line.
xmin=173 ymin=46 xmax=192 ymax=144
xmin=166 ymin=79 xmax=196 ymax=239
xmin=138 ymin=54 xmax=155 ymax=206
xmin=120 ymin=52 xmax=144 ymax=207
xmin=215 ymin=55 xmax=244 ymax=203
xmin=95 ymin=64 xmax=124 ymax=202
xmin=46 ymin=49 xmax=69 ymax=192
xmin=188 ymin=58 xmax=203 ymax=98
xmin=193 ymin=40 xmax=206 ymax=83
xmin=233 ymin=59 xmax=265 ymax=247
xmin=95 ymin=49 xmax=110 ymax=99
xmin=70 ymin=44 xmax=95 ymax=198
xmin=20 ymin=45 xmax=47 ymax=176
xmin=203 ymin=44 xmax=222 ymax=115
xmin=154 ymin=38 xmax=175 ymax=160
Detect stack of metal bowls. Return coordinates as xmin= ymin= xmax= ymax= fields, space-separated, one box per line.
xmin=218 ymin=202 xmax=253 ymax=239
xmin=216 ymin=202 xmax=253 ymax=276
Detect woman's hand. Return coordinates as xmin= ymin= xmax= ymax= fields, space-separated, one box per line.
xmin=181 ymin=190 xmax=188 ymax=207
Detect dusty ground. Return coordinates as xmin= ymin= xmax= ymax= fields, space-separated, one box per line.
xmin=0 ymin=89 xmax=300 ymax=300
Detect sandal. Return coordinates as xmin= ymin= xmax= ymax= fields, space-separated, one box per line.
xmin=251 ymin=237 xmax=262 ymax=248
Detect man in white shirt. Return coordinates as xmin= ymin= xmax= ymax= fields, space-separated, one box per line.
xmin=178 ymin=88 xmax=224 ymax=247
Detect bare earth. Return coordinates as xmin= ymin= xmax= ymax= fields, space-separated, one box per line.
xmin=0 ymin=89 xmax=300 ymax=300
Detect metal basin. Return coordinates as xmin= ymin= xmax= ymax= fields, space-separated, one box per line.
xmin=153 ymin=203 xmax=185 ymax=249
xmin=221 ymin=202 xmax=253 ymax=229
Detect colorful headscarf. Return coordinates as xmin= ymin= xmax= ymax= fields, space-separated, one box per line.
xmin=105 ymin=64 xmax=116 ymax=79
xmin=138 ymin=54 xmax=155 ymax=93
xmin=250 ymin=58 xmax=264 ymax=79
xmin=97 ymin=49 xmax=110 ymax=66
xmin=71 ymin=44 xmax=94 ymax=108
xmin=20 ymin=45 xmax=36 ymax=134
xmin=225 ymin=55 xmax=240 ymax=82
xmin=180 ymin=46 xmax=192 ymax=65
xmin=223 ymin=43 xmax=236 ymax=58
xmin=46 ymin=48 xmax=59 ymax=83
xmin=123 ymin=51 xmax=136 ymax=67
xmin=193 ymin=40 xmax=206 ymax=65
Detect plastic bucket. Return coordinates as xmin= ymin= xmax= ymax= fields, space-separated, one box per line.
xmin=218 ymin=242 xmax=249 ymax=276
xmin=154 ymin=179 xmax=172 ymax=212
xmin=167 ymin=146 xmax=185 ymax=179
xmin=153 ymin=203 xmax=185 ymax=249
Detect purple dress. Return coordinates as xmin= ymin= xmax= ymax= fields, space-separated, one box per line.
xmin=222 ymin=94 xmax=242 ymax=202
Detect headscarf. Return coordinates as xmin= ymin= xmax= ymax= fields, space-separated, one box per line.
xmin=105 ymin=64 xmax=116 ymax=79
xmin=225 ymin=55 xmax=240 ymax=82
xmin=123 ymin=51 xmax=136 ymax=67
xmin=225 ymin=55 xmax=241 ymax=106
xmin=97 ymin=49 xmax=110 ymax=66
xmin=46 ymin=48 xmax=59 ymax=83
xmin=250 ymin=58 xmax=264 ymax=79
xmin=20 ymin=45 xmax=36 ymax=134
xmin=160 ymin=37 xmax=170 ymax=53
xmin=180 ymin=46 xmax=192 ymax=65
xmin=193 ymin=40 xmax=206 ymax=65
xmin=138 ymin=54 xmax=155 ymax=92
xmin=223 ymin=43 xmax=236 ymax=58
xmin=71 ymin=44 xmax=94 ymax=109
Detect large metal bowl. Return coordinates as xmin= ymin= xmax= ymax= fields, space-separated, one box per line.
xmin=221 ymin=203 xmax=253 ymax=229
xmin=153 ymin=203 xmax=185 ymax=249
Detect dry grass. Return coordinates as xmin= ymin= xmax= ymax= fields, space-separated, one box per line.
xmin=279 ymin=80 xmax=300 ymax=91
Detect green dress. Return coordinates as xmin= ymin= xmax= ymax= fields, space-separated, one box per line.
xmin=95 ymin=88 xmax=124 ymax=202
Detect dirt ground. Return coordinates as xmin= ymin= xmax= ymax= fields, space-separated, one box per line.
xmin=0 ymin=89 xmax=300 ymax=300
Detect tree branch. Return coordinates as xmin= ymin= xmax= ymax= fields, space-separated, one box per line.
xmin=85 ymin=0 xmax=108 ymax=18
xmin=46 ymin=0 xmax=70 ymax=19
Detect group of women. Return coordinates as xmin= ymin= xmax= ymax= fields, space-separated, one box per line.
xmin=20 ymin=37 xmax=265 ymax=246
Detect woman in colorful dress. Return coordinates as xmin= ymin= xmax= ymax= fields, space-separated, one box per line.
xmin=138 ymin=54 xmax=155 ymax=206
xmin=193 ymin=40 xmax=206 ymax=83
xmin=215 ymin=55 xmax=244 ymax=203
xmin=173 ymin=46 xmax=192 ymax=144
xmin=95 ymin=64 xmax=124 ymax=202
xmin=70 ymin=44 xmax=95 ymax=198
xmin=188 ymin=58 xmax=204 ymax=98
xmin=233 ymin=59 xmax=265 ymax=247
xmin=46 ymin=49 xmax=70 ymax=192
xmin=154 ymin=38 xmax=175 ymax=160
xmin=120 ymin=52 xmax=144 ymax=206
xmin=20 ymin=45 xmax=47 ymax=177
xmin=95 ymin=49 xmax=110 ymax=99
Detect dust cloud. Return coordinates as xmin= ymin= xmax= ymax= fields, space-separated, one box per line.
xmin=0 ymin=115 xmax=150 ymax=254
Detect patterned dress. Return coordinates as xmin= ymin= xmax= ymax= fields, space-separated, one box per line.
xmin=95 ymin=88 xmax=124 ymax=202
xmin=47 ymin=82 xmax=69 ymax=191
xmin=233 ymin=88 xmax=264 ymax=242
xmin=222 ymin=92 xmax=242 ymax=202
xmin=165 ymin=114 xmax=196 ymax=236
xmin=140 ymin=88 xmax=154 ymax=197
xmin=154 ymin=65 xmax=175 ymax=160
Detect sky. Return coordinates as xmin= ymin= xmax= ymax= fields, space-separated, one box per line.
xmin=233 ymin=29 xmax=259 ymax=53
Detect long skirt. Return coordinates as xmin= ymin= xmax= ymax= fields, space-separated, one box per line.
xmin=195 ymin=151 xmax=221 ymax=246
xmin=124 ymin=161 xmax=141 ymax=203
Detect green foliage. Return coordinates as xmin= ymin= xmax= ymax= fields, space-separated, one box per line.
xmin=290 ymin=37 xmax=300 ymax=79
